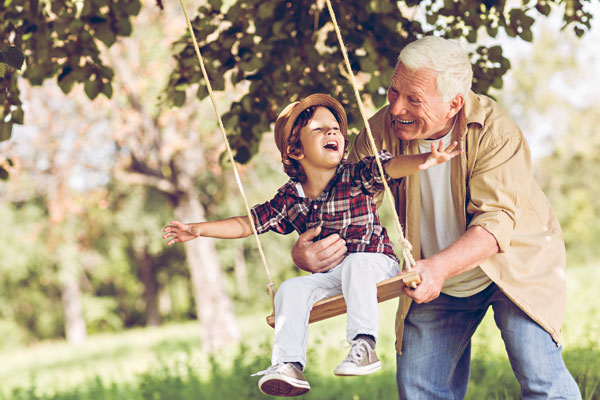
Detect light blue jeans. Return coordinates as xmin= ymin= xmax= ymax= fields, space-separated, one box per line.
xmin=271 ymin=252 xmax=399 ymax=369
xmin=396 ymin=283 xmax=581 ymax=400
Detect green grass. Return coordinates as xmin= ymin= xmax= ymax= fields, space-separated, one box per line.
xmin=1 ymin=264 xmax=599 ymax=399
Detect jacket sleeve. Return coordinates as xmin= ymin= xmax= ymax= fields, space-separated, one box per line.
xmin=466 ymin=122 xmax=533 ymax=253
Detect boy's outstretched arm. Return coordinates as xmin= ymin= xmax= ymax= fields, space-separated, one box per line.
xmin=162 ymin=216 xmax=253 ymax=245
xmin=384 ymin=140 xmax=462 ymax=179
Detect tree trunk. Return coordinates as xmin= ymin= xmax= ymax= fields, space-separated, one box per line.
xmin=139 ymin=250 xmax=160 ymax=326
xmin=58 ymin=241 xmax=87 ymax=344
xmin=175 ymin=191 xmax=240 ymax=352
xmin=234 ymin=243 xmax=249 ymax=298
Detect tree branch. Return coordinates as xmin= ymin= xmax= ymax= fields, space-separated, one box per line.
xmin=114 ymin=169 xmax=177 ymax=194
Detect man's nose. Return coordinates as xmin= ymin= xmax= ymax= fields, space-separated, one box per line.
xmin=390 ymin=97 xmax=408 ymax=116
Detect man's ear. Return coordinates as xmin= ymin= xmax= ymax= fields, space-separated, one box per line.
xmin=446 ymin=94 xmax=465 ymax=119
xmin=287 ymin=145 xmax=304 ymax=160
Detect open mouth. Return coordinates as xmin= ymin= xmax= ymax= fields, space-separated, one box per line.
xmin=395 ymin=119 xmax=416 ymax=125
xmin=324 ymin=141 xmax=339 ymax=151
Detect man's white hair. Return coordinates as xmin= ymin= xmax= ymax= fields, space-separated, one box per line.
xmin=398 ymin=36 xmax=473 ymax=102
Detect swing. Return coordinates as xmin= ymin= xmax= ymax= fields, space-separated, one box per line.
xmin=177 ymin=0 xmax=422 ymax=329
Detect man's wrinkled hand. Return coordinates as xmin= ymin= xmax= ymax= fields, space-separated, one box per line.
xmin=402 ymin=258 xmax=445 ymax=303
xmin=291 ymin=226 xmax=347 ymax=273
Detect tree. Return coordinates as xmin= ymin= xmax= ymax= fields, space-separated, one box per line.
xmin=101 ymin=3 xmax=241 ymax=351
xmin=493 ymin=23 xmax=600 ymax=264
xmin=164 ymin=0 xmax=594 ymax=162
xmin=1 ymin=0 xmax=594 ymax=158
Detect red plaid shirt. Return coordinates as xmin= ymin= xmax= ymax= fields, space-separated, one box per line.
xmin=250 ymin=151 xmax=400 ymax=263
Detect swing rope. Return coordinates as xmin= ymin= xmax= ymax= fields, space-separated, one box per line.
xmin=177 ymin=0 xmax=419 ymax=322
xmin=323 ymin=0 xmax=416 ymax=271
xmin=177 ymin=0 xmax=276 ymax=308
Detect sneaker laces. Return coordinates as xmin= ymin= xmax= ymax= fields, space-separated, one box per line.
xmin=251 ymin=363 xmax=290 ymax=377
xmin=341 ymin=339 xmax=370 ymax=365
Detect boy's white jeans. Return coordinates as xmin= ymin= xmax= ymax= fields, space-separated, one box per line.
xmin=271 ymin=252 xmax=399 ymax=369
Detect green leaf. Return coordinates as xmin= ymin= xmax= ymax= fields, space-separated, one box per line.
xmin=95 ymin=23 xmax=117 ymax=47
xmin=359 ymin=57 xmax=377 ymax=73
xmin=257 ymin=2 xmax=275 ymax=19
xmin=486 ymin=25 xmax=498 ymax=38
xmin=196 ymin=84 xmax=208 ymax=100
xmin=0 ymin=46 xmax=25 ymax=70
xmin=102 ymin=82 xmax=113 ymax=98
xmin=491 ymin=76 xmax=504 ymax=89
xmin=0 ymin=122 xmax=13 ymax=142
xmin=172 ymin=90 xmax=186 ymax=107
xmin=117 ymin=18 xmax=132 ymax=36
xmin=123 ymin=0 xmax=142 ymax=15
xmin=57 ymin=75 xmax=75 ymax=94
xmin=536 ymin=3 xmax=551 ymax=16
xmin=520 ymin=28 xmax=533 ymax=42
xmin=208 ymin=0 xmax=222 ymax=10
xmin=84 ymin=79 xmax=101 ymax=100
xmin=488 ymin=45 xmax=503 ymax=60
xmin=12 ymin=108 xmax=24 ymax=124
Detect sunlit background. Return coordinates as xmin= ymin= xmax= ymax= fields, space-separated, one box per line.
xmin=1 ymin=1 xmax=599 ymax=399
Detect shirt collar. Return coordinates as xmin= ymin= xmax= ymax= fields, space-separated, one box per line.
xmin=278 ymin=161 xmax=348 ymax=199
xmin=456 ymin=90 xmax=486 ymax=139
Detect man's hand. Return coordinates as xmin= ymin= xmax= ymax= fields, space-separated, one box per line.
xmin=291 ymin=226 xmax=347 ymax=273
xmin=402 ymin=258 xmax=446 ymax=303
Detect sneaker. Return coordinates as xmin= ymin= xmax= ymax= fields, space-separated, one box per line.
xmin=334 ymin=338 xmax=381 ymax=376
xmin=253 ymin=363 xmax=310 ymax=397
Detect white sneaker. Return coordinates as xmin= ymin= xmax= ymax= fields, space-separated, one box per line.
xmin=334 ymin=338 xmax=381 ymax=376
xmin=253 ymin=363 xmax=310 ymax=397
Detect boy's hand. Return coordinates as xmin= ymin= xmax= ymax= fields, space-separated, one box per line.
xmin=162 ymin=220 xmax=198 ymax=246
xmin=418 ymin=140 xmax=462 ymax=170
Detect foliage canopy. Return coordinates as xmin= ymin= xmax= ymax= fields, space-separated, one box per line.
xmin=0 ymin=0 xmax=595 ymax=169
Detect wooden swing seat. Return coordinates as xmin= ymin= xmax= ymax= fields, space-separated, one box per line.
xmin=266 ymin=270 xmax=420 ymax=328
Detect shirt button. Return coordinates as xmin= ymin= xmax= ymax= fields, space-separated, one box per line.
xmin=313 ymin=204 xmax=318 ymax=210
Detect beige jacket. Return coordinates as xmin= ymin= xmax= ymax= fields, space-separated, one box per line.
xmin=348 ymin=91 xmax=566 ymax=353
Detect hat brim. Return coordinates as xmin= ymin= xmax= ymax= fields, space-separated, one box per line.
xmin=282 ymin=94 xmax=348 ymax=143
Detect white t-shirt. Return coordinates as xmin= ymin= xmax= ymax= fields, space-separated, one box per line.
xmin=418 ymin=123 xmax=491 ymax=297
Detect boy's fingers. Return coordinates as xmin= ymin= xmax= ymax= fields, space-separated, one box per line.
xmin=444 ymin=141 xmax=458 ymax=152
xmin=437 ymin=139 xmax=445 ymax=152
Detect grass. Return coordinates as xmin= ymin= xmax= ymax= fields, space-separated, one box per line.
xmin=1 ymin=264 xmax=599 ymax=399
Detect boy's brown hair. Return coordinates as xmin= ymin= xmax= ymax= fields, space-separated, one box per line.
xmin=273 ymin=94 xmax=348 ymax=182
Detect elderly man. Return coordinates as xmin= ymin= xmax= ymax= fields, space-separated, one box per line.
xmin=292 ymin=36 xmax=580 ymax=399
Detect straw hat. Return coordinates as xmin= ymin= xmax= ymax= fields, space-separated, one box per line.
xmin=273 ymin=93 xmax=348 ymax=157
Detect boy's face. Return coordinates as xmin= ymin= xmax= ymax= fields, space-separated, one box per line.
xmin=291 ymin=107 xmax=345 ymax=173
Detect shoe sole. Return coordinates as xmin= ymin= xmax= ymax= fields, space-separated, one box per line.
xmin=334 ymin=361 xmax=381 ymax=376
xmin=259 ymin=374 xmax=310 ymax=397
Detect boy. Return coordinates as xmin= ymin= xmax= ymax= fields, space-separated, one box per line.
xmin=162 ymin=94 xmax=461 ymax=397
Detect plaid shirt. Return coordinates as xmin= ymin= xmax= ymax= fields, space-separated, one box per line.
xmin=250 ymin=151 xmax=400 ymax=263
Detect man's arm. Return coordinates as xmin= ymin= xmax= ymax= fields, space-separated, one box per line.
xmin=403 ymin=225 xmax=499 ymax=303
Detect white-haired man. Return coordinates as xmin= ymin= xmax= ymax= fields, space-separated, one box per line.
xmin=292 ymin=36 xmax=580 ymax=399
